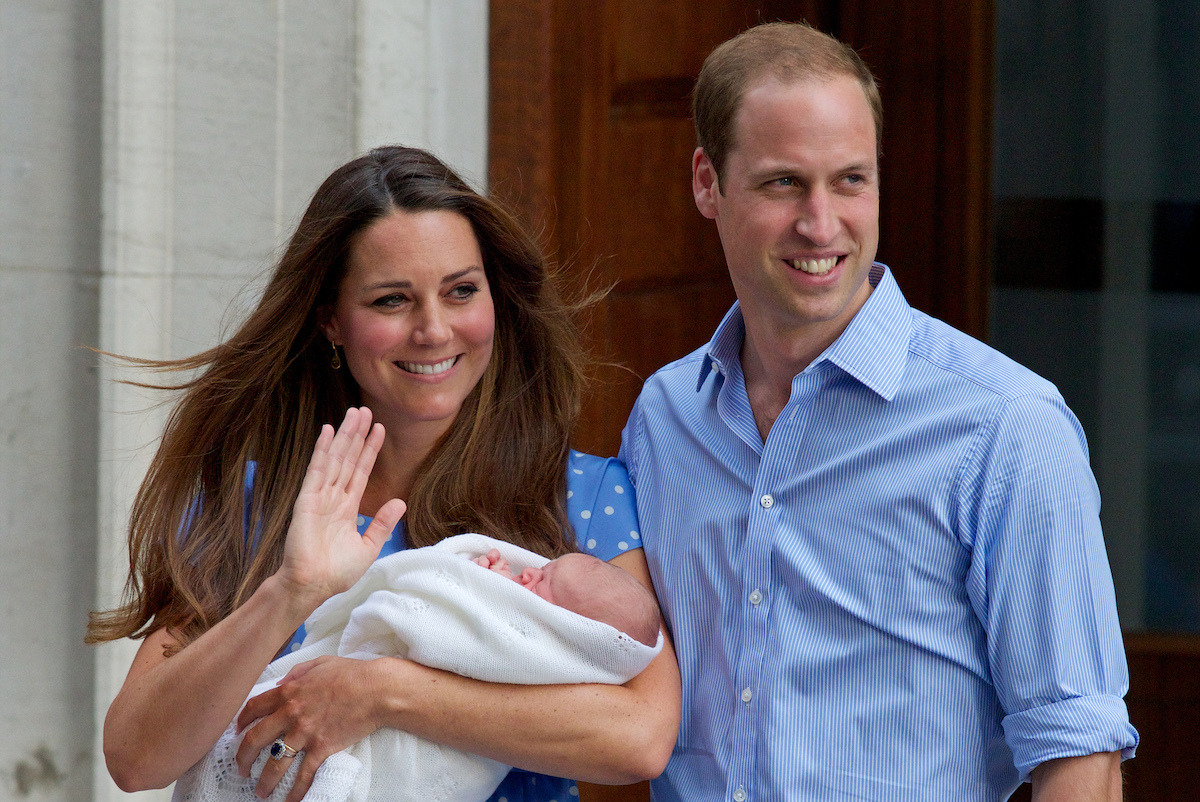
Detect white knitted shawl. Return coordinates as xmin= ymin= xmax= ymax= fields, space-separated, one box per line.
xmin=174 ymin=534 xmax=663 ymax=802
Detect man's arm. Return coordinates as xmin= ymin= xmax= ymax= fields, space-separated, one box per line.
xmin=1031 ymin=751 xmax=1122 ymax=802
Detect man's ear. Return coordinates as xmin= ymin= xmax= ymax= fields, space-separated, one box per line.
xmin=692 ymin=147 xmax=720 ymax=220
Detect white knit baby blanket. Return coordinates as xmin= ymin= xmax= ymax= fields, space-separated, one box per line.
xmin=174 ymin=534 xmax=663 ymax=802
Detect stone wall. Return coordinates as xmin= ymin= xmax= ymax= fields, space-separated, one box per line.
xmin=0 ymin=2 xmax=487 ymax=798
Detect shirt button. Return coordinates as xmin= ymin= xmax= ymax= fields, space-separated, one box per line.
xmin=733 ymin=789 xmax=747 ymax=802
xmin=741 ymin=687 xmax=753 ymax=703
xmin=749 ymin=589 xmax=762 ymax=605
xmin=759 ymin=494 xmax=773 ymax=509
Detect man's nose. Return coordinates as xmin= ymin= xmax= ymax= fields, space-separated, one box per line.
xmin=794 ymin=187 xmax=838 ymax=246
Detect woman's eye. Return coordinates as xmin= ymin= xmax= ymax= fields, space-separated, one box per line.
xmin=372 ymin=293 xmax=407 ymax=307
xmin=450 ymin=284 xmax=480 ymax=300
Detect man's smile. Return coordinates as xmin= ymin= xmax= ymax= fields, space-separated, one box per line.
xmin=788 ymin=256 xmax=840 ymax=275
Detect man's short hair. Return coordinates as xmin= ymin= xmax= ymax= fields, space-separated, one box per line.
xmin=692 ymin=21 xmax=883 ymax=185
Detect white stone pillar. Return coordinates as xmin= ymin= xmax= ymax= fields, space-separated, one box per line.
xmin=94 ymin=4 xmax=177 ymax=799
xmin=93 ymin=1 xmax=489 ymax=798
xmin=356 ymin=0 xmax=489 ymax=189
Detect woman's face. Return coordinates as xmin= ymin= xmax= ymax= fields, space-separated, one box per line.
xmin=323 ymin=209 xmax=495 ymax=440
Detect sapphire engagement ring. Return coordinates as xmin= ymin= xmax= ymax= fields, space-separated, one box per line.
xmin=269 ymin=737 xmax=299 ymax=761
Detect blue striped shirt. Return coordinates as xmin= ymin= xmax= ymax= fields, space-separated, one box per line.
xmin=620 ymin=265 xmax=1137 ymax=801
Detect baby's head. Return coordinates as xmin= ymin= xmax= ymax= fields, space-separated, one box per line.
xmin=518 ymin=553 xmax=660 ymax=646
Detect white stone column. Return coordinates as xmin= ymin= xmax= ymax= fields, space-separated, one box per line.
xmin=94 ymin=4 xmax=178 ymax=799
xmin=92 ymin=1 xmax=488 ymax=798
xmin=0 ymin=1 xmax=103 ymax=798
xmin=356 ymin=0 xmax=489 ymax=189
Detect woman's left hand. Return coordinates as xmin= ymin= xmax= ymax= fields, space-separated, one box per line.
xmin=277 ymin=406 xmax=407 ymax=606
xmin=235 ymin=655 xmax=389 ymax=802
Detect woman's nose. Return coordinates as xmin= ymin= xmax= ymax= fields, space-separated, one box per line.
xmin=412 ymin=304 xmax=452 ymax=345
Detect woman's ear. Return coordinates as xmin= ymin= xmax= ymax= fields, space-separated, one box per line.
xmin=317 ymin=304 xmax=338 ymax=343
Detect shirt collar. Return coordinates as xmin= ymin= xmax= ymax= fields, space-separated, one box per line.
xmin=697 ymin=302 xmax=745 ymax=390
xmin=819 ymin=264 xmax=911 ymax=401
xmin=697 ymin=263 xmax=911 ymax=401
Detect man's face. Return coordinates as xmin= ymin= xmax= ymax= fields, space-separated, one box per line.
xmin=693 ymin=75 xmax=880 ymax=352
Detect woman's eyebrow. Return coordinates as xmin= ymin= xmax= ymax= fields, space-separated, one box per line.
xmin=360 ymin=266 xmax=483 ymax=293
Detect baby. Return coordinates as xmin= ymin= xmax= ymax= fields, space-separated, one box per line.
xmin=177 ymin=534 xmax=663 ymax=802
xmin=471 ymin=548 xmax=661 ymax=646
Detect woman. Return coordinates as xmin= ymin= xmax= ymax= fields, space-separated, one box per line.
xmin=88 ymin=146 xmax=680 ymax=802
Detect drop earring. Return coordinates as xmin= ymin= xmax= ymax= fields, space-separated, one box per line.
xmin=330 ymin=341 xmax=342 ymax=370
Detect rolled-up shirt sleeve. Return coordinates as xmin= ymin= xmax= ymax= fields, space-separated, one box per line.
xmin=960 ymin=392 xmax=1139 ymax=779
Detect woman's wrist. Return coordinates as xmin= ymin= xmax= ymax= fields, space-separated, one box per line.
xmin=258 ymin=571 xmax=328 ymax=630
xmin=368 ymin=656 xmax=428 ymax=730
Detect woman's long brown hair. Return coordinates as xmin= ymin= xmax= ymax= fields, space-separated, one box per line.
xmin=87 ymin=146 xmax=588 ymax=649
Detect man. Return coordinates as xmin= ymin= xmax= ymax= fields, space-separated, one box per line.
xmin=620 ymin=22 xmax=1137 ymax=801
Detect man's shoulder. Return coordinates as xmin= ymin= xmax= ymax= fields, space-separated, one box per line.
xmin=638 ymin=344 xmax=712 ymax=396
xmin=905 ymin=308 xmax=1060 ymax=404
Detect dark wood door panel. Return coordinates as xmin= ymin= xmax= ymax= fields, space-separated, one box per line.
xmin=613 ymin=0 xmax=769 ymax=85
xmin=581 ymin=280 xmax=739 ymax=455
xmin=492 ymin=0 xmax=991 ymax=451
xmin=838 ymin=0 xmax=994 ymax=338
xmin=607 ymin=116 xmax=726 ymax=290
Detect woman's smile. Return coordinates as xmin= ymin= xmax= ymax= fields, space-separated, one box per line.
xmin=397 ymin=356 xmax=459 ymax=376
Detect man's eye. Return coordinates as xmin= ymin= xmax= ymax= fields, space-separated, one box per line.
xmin=774 ymin=177 xmax=795 ymax=187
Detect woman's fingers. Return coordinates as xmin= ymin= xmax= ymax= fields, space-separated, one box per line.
xmin=296 ymin=423 xmax=335 ymax=497
xmin=234 ymin=708 xmax=282 ymax=775
xmin=362 ymin=497 xmax=406 ymax=551
xmin=237 ymin=686 xmax=277 ymax=735
xmin=252 ymin=733 xmax=306 ymax=799
xmin=345 ymin=422 xmax=385 ymax=501
xmin=284 ymin=748 xmax=330 ymax=802
xmin=278 ymin=655 xmax=331 ymax=686
xmin=324 ymin=407 xmax=370 ymax=491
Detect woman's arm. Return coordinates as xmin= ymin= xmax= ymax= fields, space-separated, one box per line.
xmin=103 ymin=408 xmax=405 ymax=791
xmin=237 ymin=548 xmax=682 ymax=802
xmin=104 ymin=577 xmax=321 ymax=790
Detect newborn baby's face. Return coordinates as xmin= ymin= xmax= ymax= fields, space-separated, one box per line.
xmin=517 ymin=553 xmax=595 ymax=608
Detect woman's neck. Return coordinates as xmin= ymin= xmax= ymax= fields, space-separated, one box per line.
xmin=358 ymin=415 xmax=449 ymax=517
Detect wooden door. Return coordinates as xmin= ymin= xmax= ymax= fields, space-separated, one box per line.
xmin=490 ymin=0 xmax=992 ymax=456
xmin=490 ymin=2 xmax=993 ymax=800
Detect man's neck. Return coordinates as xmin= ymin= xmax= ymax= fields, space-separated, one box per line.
xmin=738 ymin=317 xmax=842 ymax=442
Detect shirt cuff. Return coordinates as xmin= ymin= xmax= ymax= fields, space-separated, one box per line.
xmin=1002 ymin=694 xmax=1139 ymax=780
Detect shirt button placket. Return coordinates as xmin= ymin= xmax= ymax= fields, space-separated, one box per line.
xmin=731 ymin=480 xmax=775 ymax=802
